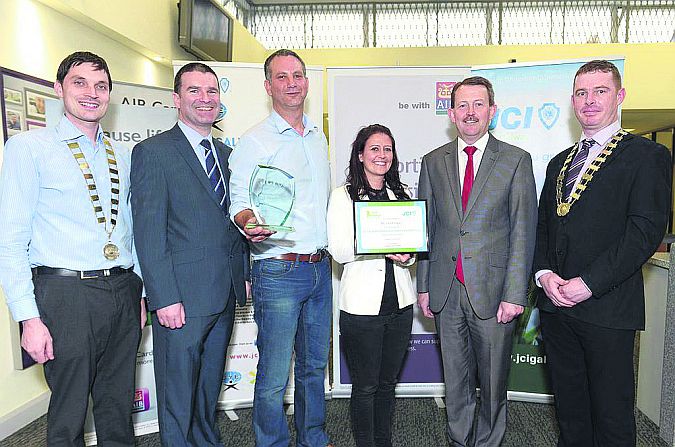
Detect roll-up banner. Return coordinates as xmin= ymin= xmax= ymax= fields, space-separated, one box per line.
xmin=327 ymin=66 xmax=471 ymax=398
xmin=327 ymin=57 xmax=624 ymax=402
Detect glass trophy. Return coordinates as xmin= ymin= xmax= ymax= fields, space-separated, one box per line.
xmin=246 ymin=164 xmax=295 ymax=232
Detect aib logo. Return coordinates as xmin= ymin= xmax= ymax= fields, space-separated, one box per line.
xmin=223 ymin=370 xmax=242 ymax=391
xmin=132 ymin=388 xmax=150 ymax=413
xmin=490 ymin=102 xmax=560 ymax=130
xmin=435 ymin=82 xmax=457 ymax=115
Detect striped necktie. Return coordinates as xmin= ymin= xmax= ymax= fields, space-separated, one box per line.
xmin=201 ymin=139 xmax=226 ymax=208
xmin=564 ymin=138 xmax=595 ymax=200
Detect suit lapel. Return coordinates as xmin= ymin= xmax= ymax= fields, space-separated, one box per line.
xmin=171 ymin=125 xmax=223 ymax=208
xmin=464 ymin=135 xmax=498 ymax=219
xmin=443 ymin=140 xmax=462 ymax=218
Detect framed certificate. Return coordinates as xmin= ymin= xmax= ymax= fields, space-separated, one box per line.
xmin=353 ymin=200 xmax=429 ymax=254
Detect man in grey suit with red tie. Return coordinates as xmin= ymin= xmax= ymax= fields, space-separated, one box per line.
xmin=534 ymin=60 xmax=671 ymax=446
xmin=131 ymin=63 xmax=248 ymax=446
xmin=417 ymin=76 xmax=537 ymax=446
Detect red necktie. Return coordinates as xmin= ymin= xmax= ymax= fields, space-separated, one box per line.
xmin=456 ymin=145 xmax=477 ymax=284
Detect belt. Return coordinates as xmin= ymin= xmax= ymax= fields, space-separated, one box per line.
xmin=269 ymin=250 xmax=329 ymax=263
xmin=32 ymin=266 xmax=133 ymax=280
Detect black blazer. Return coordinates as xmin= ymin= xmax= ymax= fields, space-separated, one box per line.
xmin=533 ymin=133 xmax=671 ymax=330
xmin=131 ymin=124 xmax=248 ymax=316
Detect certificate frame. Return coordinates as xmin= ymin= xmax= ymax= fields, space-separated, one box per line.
xmin=353 ymin=199 xmax=429 ymax=255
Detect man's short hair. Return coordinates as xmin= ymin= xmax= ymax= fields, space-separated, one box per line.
xmin=450 ymin=76 xmax=495 ymax=108
xmin=263 ymin=49 xmax=306 ymax=81
xmin=56 ymin=52 xmax=113 ymax=92
xmin=174 ymin=62 xmax=218 ymax=93
xmin=573 ymin=60 xmax=622 ymax=89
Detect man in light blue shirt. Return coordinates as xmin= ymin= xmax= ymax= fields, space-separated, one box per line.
xmin=0 ymin=52 xmax=145 ymax=445
xmin=229 ymin=49 xmax=333 ymax=447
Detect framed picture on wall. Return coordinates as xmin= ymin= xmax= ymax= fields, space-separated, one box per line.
xmin=26 ymin=119 xmax=46 ymax=131
xmin=5 ymin=109 xmax=23 ymax=136
xmin=25 ymin=88 xmax=55 ymax=120
xmin=4 ymin=87 xmax=23 ymax=106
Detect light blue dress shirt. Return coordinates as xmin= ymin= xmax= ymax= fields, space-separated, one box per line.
xmin=0 ymin=116 xmax=134 ymax=322
xmin=228 ymin=110 xmax=331 ymax=260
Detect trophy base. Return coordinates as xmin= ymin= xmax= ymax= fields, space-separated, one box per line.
xmin=245 ymin=223 xmax=295 ymax=232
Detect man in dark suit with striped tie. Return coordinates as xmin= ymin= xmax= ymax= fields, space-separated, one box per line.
xmin=534 ymin=60 xmax=671 ymax=446
xmin=131 ymin=63 xmax=248 ymax=446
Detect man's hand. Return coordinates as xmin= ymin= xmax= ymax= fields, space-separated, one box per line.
xmin=21 ymin=317 xmax=54 ymax=364
xmin=496 ymin=301 xmax=524 ymax=324
xmin=245 ymin=280 xmax=252 ymax=299
xmin=140 ymin=298 xmax=147 ymax=329
xmin=234 ymin=209 xmax=274 ymax=243
xmin=417 ymin=292 xmax=434 ymax=318
xmin=156 ymin=302 xmax=186 ymax=329
xmin=386 ymin=254 xmax=411 ymax=264
xmin=559 ymin=277 xmax=592 ymax=306
xmin=540 ymin=272 xmax=574 ymax=307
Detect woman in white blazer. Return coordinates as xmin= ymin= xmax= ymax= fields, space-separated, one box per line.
xmin=327 ymin=124 xmax=416 ymax=447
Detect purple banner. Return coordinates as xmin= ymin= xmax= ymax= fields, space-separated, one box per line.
xmin=339 ymin=333 xmax=444 ymax=384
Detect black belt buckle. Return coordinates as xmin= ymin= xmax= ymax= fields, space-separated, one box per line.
xmin=79 ymin=269 xmax=112 ymax=279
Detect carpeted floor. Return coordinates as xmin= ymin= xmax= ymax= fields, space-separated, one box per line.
xmin=2 ymin=398 xmax=667 ymax=446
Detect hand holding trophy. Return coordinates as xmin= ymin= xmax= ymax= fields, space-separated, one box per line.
xmin=246 ymin=164 xmax=295 ymax=232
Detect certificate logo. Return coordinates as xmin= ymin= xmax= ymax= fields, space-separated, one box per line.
xmin=538 ymin=102 xmax=560 ymax=130
xmin=132 ymin=388 xmax=150 ymax=413
xmin=435 ymin=82 xmax=456 ymax=115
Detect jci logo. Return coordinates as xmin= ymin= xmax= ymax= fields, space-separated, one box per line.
xmin=490 ymin=103 xmax=560 ymax=130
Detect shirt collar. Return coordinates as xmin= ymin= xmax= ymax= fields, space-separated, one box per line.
xmin=270 ymin=110 xmax=317 ymax=137
xmin=177 ymin=120 xmax=213 ymax=150
xmin=56 ymin=115 xmax=105 ymax=145
xmin=581 ymin=120 xmax=621 ymax=147
xmin=458 ymin=132 xmax=490 ymax=155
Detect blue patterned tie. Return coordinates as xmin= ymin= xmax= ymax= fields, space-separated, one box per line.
xmin=564 ymin=138 xmax=595 ymax=200
xmin=201 ymin=139 xmax=226 ymax=208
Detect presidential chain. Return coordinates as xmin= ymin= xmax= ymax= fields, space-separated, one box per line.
xmin=556 ymin=129 xmax=627 ymax=217
xmin=67 ymin=138 xmax=121 ymax=260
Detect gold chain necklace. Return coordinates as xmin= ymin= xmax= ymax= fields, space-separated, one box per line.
xmin=67 ymin=137 xmax=121 ymax=260
xmin=555 ymin=129 xmax=627 ymax=217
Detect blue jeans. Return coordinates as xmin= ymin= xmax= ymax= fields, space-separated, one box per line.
xmin=251 ymin=257 xmax=332 ymax=447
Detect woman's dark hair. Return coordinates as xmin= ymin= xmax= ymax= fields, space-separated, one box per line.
xmin=346 ymin=124 xmax=410 ymax=201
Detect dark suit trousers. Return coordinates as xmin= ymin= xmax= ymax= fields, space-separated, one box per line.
xmin=435 ymin=280 xmax=515 ymax=447
xmin=152 ymin=294 xmax=235 ymax=447
xmin=34 ymin=271 xmax=142 ymax=447
xmin=540 ymin=311 xmax=636 ymax=447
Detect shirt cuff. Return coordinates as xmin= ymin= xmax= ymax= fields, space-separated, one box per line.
xmin=579 ymin=277 xmax=592 ymax=295
xmin=534 ymin=269 xmax=553 ymax=287
xmin=9 ymin=298 xmax=40 ymax=323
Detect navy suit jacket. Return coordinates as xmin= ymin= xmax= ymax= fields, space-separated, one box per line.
xmin=131 ymin=124 xmax=248 ymax=317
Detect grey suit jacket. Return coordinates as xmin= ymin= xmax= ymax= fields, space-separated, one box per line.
xmin=131 ymin=124 xmax=248 ymax=317
xmin=417 ymin=134 xmax=537 ymax=319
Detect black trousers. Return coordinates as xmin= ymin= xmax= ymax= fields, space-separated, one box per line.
xmin=340 ymin=307 xmax=413 ymax=447
xmin=540 ymin=311 xmax=636 ymax=447
xmin=34 ymin=271 xmax=143 ymax=447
